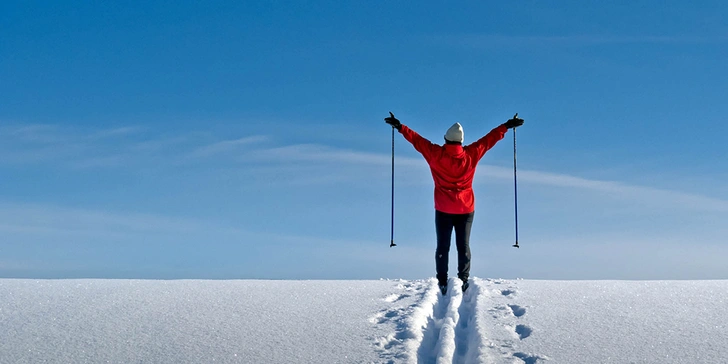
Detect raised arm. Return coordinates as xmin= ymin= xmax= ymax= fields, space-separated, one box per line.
xmin=399 ymin=124 xmax=439 ymax=160
xmin=468 ymin=124 xmax=508 ymax=161
xmin=468 ymin=113 xmax=524 ymax=160
xmin=385 ymin=112 xmax=439 ymax=160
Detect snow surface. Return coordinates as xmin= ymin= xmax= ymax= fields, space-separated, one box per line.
xmin=1 ymin=278 xmax=727 ymax=363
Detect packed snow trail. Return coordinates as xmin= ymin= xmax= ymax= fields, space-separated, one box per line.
xmin=453 ymin=279 xmax=485 ymax=364
xmin=372 ymin=278 xmax=546 ymax=363
xmin=416 ymin=278 xmax=463 ymax=364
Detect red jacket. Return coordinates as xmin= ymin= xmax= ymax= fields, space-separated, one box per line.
xmin=400 ymin=124 xmax=507 ymax=214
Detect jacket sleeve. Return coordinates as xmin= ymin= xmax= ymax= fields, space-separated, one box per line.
xmin=468 ymin=124 xmax=508 ymax=161
xmin=399 ymin=125 xmax=438 ymax=162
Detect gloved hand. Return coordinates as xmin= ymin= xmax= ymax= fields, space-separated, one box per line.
xmin=503 ymin=113 xmax=524 ymax=129
xmin=384 ymin=112 xmax=402 ymax=130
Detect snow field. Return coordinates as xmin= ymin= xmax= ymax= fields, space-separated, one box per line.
xmin=512 ymin=280 xmax=728 ymax=363
xmin=0 ymin=279 xmax=400 ymax=363
xmin=2 ymin=278 xmax=727 ymax=363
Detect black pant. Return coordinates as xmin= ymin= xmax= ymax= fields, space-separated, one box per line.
xmin=435 ymin=210 xmax=474 ymax=285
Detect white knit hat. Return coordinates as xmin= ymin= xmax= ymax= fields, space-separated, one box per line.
xmin=444 ymin=122 xmax=463 ymax=143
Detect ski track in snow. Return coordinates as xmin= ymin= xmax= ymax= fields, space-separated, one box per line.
xmin=453 ymin=279 xmax=484 ymax=364
xmin=372 ymin=278 xmax=548 ymax=364
xmin=416 ymin=277 xmax=463 ymax=364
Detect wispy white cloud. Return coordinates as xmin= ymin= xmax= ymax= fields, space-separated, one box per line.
xmin=129 ymin=136 xmax=191 ymax=152
xmin=0 ymin=203 xmax=372 ymax=258
xmin=248 ymin=144 xmax=401 ymax=165
xmin=476 ymin=166 xmax=728 ymax=212
xmin=4 ymin=121 xmax=726 ymax=212
xmin=0 ymin=124 xmax=65 ymax=143
xmin=89 ymin=126 xmax=144 ymax=139
xmin=0 ymin=122 xmax=267 ymax=168
xmin=0 ymin=203 xmax=245 ymax=238
xmin=0 ymin=124 xmax=142 ymax=143
xmin=0 ymin=123 xmax=137 ymax=165
xmin=247 ymin=143 xmax=728 ymax=212
xmin=68 ymin=155 xmax=130 ymax=169
xmin=191 ymin=136 xmax=268 ymax=157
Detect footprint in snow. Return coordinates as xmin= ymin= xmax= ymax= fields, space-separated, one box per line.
xmin=501 ymin=289 xmax=516 ymax=297
xmin=514 ymin=352 xmax=547 ymax=364
xmin=508 ymin=304 xmax=526 ymax=317
xmin=515 ymin=324 xmax=532 ymax=340
xmin=370 ymin=307 xmax=406 ymax=324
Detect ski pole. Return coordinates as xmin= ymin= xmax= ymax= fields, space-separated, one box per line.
xmin=512 ymin=124 xmax=520 ymax=249
xmin=390 ymin=126 xmax=397 ymax=248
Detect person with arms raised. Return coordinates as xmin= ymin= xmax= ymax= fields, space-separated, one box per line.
xmin=385 ymin=112 xmax=524 ymax=294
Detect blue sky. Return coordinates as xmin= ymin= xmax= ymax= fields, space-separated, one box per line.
xmin=2 ymin=1 xmax=727 ymax=279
